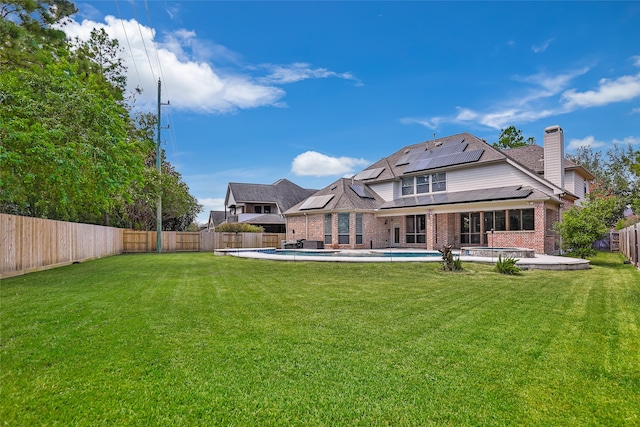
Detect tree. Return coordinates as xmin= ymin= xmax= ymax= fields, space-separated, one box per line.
xmin=1 ymin=6 xmax=202 ymax=229
xmin=119 ymin=113 xmax=202 ymax=231
xmin=554 ymin=196 xmax=619 ymax=258
xmin=72 ymin=28 xmax=127 ymax=97
xmin=0 ymin=0 xmax=77 ymax=69
xmin=567 ymin=144 xmax=640 ymax=218
xmin=0 ymin=54 xmax=145 ymax=223
xmin=493 ymin=126 xmax=536 ymax=150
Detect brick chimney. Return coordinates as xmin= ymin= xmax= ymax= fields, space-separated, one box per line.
xmin=543 ymin=125 xmax=564 ymax=191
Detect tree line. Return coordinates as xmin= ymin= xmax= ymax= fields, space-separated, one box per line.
xmin=0 ymin=0 xmax=201 ymax=230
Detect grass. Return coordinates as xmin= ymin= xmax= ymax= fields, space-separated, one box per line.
xmin=1 ymin=252 xmax=639 ymax=426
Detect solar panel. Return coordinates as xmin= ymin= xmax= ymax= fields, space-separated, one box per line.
xmin=299 ymin=194 xmax=334 ymax=210
xmin=404 ymin=149 xmax=484 ymax=173
xmin=350 ymin=183 xmax=375 ymax=199
xmin=395 ymin=148 xmax=427 ymax=166
xmin=353 ymin=167 xmax=384 ymax=180
xmin=396 ymin=141 xmax=468 ymax=167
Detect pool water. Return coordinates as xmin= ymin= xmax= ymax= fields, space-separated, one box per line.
xmin=256 ymin=249 xmax=441 ymax=258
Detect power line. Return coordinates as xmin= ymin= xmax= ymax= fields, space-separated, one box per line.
xmin=128 ymin=0 xmax=156 ymax=82
xmin=114 ymin=0 xmax=142 ymax=93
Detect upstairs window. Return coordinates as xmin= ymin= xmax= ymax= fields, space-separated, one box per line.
xmin=432 ymin=172 xmax=446 ymax=192
xmin=416 ymin=175 xmax=430 ymax=194
xmin=401 ymin=177 xmax=414 ymax=195
xmin=401 ymin=173 xmax=446 ymax=196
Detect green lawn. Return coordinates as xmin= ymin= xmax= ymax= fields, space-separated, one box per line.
xmin=1 ymin=252 xmax=639 ymax=426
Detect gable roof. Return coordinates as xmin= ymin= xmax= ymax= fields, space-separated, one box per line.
xmin=285 ymin=178 xmax=385 ymax=214
xmin=207 ymin=210 xmax=226 ymax=228
xmin=225 ymin=178 xmax=318 ymax=212
xmin=353 ymin=132 xmax=505 ymax=183
xmin=502 ymin=145 xmax=595 ymax=180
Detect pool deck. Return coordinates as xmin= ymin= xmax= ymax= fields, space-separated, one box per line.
xmin=218 ymin=248 xmax=590 ymax=271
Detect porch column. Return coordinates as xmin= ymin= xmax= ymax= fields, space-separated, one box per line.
xmin=426 ymin=210 xmax=436 ymax=250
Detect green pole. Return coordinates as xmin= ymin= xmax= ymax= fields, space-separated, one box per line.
xmin=156 ymin=79 xmax=162 ymax=253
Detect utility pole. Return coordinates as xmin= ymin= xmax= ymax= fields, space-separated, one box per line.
xmin=156 ymin=79 xmax=163 ymax=253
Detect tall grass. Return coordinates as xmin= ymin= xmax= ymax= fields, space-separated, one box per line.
xmin=1 ymin=252 xmax=639 ymax=426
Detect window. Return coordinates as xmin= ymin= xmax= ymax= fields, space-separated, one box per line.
xmin=484 ymin=211 xmax=506 ymax=232
xmin=432 ymin=172 xmax=446 ymax=192
xmin=356 ymin=213 xmax=363 ymax=244
xmin=460 ymin=212 xmax=481 ymax=244
xmin=254 ymin=206 xmax=262 ymax=214
xmin=406 ymin=215 xmax=426 ymax=244
xmin=402 ymin=173 xmax=446 ymax=196
xmin=338 ymin=213 xmax=350 ymax=244
xmin=264 ymin=206 xmax=271 ymax=214
xmin=508 ymin=209 xmax=534 ymax=231
xmin=416 ymin=175 xmax=429 ymax=194
xmin=324 ymin=213 xmax=332 ymax=245
xmin=401 ymin=177 xmax=414 ymax=195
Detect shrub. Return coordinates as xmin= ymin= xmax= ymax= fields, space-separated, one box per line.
xmin=495 ymin=254 xmax=521 ymax=275
xmin=439 ymin=245 xmax=463 ymax=271
xmin=214 ymin=223 xmax=264 ymax=233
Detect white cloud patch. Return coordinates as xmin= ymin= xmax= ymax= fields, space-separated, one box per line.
xmin=291 ymin=151 xmax=369 ymax=177
xmin=260 ymin=62 xmax=362 ymax=86
xmin=61 ymin=15 xmax=359 ymax=113
xmin=561 ymin=73 xmax=640 ymax=109
xmin=401 ymin=59 xmax=640 ymax=130
xmin=567 ymin=135 xmax=608 ymax=151
xmin=532 ymin=38 xmax=554 ymax=53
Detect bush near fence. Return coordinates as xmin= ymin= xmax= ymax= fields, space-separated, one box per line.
xmin=1 ymin=214 xmax=285 ymax=278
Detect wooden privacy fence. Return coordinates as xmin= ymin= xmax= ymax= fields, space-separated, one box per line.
xmin=122 ymin=231 xmax=285 ymax=252
xmin=1 ymin=213 xmax=123 ymax=278
xmin=1 ymin=214 xmax=286 ymax=277
xmin=619 ymin=223 xmax=639 ymax=269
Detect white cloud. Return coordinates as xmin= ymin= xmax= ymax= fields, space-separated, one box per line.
xmin=260 ymin=62 xmax=362 ymax=86
xmin=291 ymin=151 xmax=369 ymax=177
xmin=561 ymin=73 xmax=640 ymax=109
xmin=613 ymin=136 xmax=640 ymax=146
xmin=401 ymin=63 xmax=640 ymax=130
xmin=61 ymin=15 xmax=358 ymax=113
xmin=532 ymin=38 xmax=554 ymax=53
xmin=567 ymin=135 xmax=607 ymax=151
xmin=632 ymin=107 xmax=640 ymax=115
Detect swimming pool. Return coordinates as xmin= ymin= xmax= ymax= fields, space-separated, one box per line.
xmin=264 ymin=249 xmax=441 ymax=258
xmin=228 ymin=248 xmax=443 ymax=262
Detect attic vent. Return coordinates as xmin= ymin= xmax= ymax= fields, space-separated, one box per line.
xmin=404 ymin=149 xmax=411 ymax=154
xmin=330 ymin=185 xmax=337 ymax=191
xmin=435 ymin=140 xmax=444 ymax=147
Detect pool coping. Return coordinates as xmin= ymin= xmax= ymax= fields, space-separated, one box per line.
xmin=217 ymin=248 xmax=590 ymax=270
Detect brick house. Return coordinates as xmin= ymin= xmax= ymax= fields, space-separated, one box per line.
xmin=283 ymin=126 xmax=594 ymax=254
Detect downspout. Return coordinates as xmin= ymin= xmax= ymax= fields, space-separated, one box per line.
xmin=304 ymin=212 xmax=308 ymax=239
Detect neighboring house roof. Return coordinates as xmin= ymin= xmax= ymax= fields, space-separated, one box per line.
xmin=286 ymin=177 xmax=385 ymax=214
xmin=237 ymin=214 xmax=285 ymax=225
xmin=207 ymin=210 xmax=226 ymax=228
xmin=225 ymin=178 xmax=317 ymax=212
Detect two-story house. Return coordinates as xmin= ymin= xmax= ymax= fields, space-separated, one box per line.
xmin=283 ymin=126 xmax=594 ymax=254
xmin=208 ymin=179 xmax=317 ymax=233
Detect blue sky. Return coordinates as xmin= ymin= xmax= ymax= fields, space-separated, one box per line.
xmin=64 ymin=1 xmax=640 ymax=223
